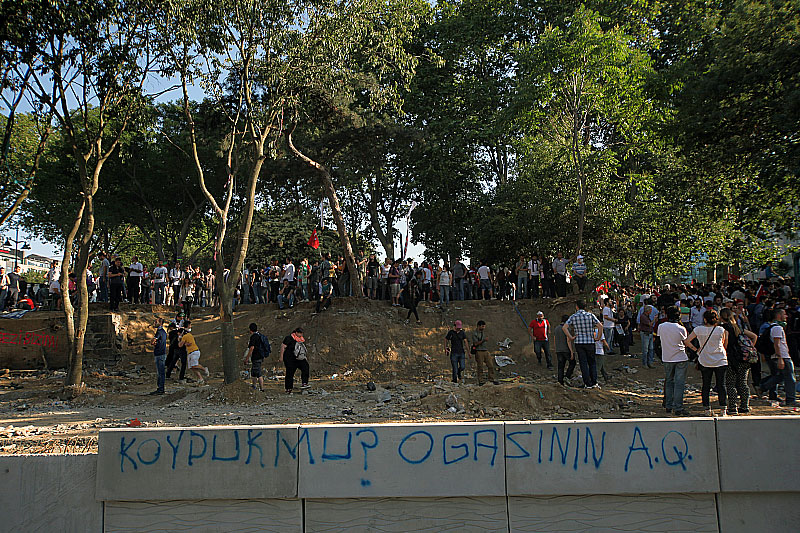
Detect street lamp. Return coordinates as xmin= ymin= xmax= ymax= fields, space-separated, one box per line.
xmin=3 ymin=227 xmax=31 ymax=270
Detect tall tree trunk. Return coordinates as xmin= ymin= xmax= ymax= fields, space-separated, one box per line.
xmin=287 ymin=129 xmax=362 ymax=296
xmin=65 ymin=183 xmax=97 ymax=386
xmin=217 ymin=279 xmax=237 ymax=382
xmin=61 ymin=199 xmax=85 ymax=386
xmin=572 ymin=115 xmax=586 ymax=256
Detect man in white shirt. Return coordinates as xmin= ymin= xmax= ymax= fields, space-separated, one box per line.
xmin=477 ymin=262 xmax=493 ymax=300
xmin=659 ymin=306 xmax=689 ymax=415
xmin=516 ymin=256 xmax=528 ymax=300
xmin=48 ymin=277 xmax=62 ymax=310
xmin=730 ymin=286 xmax=746 ymax=302
xmin=379 ymin=259 xmax=391 ymax=300
xmin=0 ymin=267 xmax=8 ymax=312
xmin=758 ymin=309 xmax=796 ymax=405
xmin=47 ymin=260 xmax=59 ymax=285
xmin=689 ymin=298 xmax=705 ymax=330
xmin=282 ymin=259 xmax=296 ymax=284
xmin=552 ymin=252 xmax=569 ymax=297
xmin=153 ymin=261 xmax=168 ymax=305
xmin=528 ymin=255 xmax=541 ymax=299
xmin=98 ymin=252 xmax=111 ymax=303
xmin=169 ymin=262 xmax=184 ymax=306
xmin=128 ymin=256 xmax=144 ymax=304
xmin=602 ymin=300 xmax=617 ymax=355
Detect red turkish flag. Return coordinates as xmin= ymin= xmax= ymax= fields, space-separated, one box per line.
xmin=307 ymin=228 xmax=320 ymax=249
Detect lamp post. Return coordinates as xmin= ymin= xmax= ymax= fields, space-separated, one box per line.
xmin=3 ymin=227 xmax=31 ymax=270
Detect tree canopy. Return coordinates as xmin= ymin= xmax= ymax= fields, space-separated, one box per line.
xmin=2 ymin=0 xmax=797 ymax=285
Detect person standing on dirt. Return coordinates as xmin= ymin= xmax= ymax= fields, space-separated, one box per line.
xmin=150 ymin=318 xmax=167 ymax=395
xmin=528 ymin=254 xmax=542 ymax=299
xmin=529 ymin=311 xmax=554 ymax=369
xmin=602 ymin=299 xmax=617 ymax=355
xmin=108 ymin=257 xmax=126 ymax=312
xmin=405 ymin=275 xmax=423 ymax=324
xmin=595 ymin=330 xmax=611 ymax=383
xmin=659 ymin=306 xmax=689 ymax=415
xmin=179 ymin=320 xmax=209 ymax=385
xmin=179 ymin=277 xmax=194 ymax=318
xmin=128 ymin=256 xmax=144 ymax=304
xmin=366 ymin=253 xmax=380 ymax=299
xmin=169 ymin=262 xmax=183 ymax=307
xmin=552 ymin=252 xmax=569 ymax=297
xmin=98 ymin=252 xmax=110 ymax=303
xmin=165 ymin=322 xmax=187 ymax=382
xmin=472 ymin=320 xmax=498 ymax=385
xmin=452 ymin=258 xmax=467 ymax=301
xmin=281 ymin=327 xmax=310 ymax=393
xmin=389 ymin=259 xmax=402 ymax=306
xmin=445 ymin=320 xmax=469 ymax=383
xmin=563 ymin=301 xmax=603 ymax=388
xmin=243 ymin=323 xmax=271 ymax=391
xmin=477 ymin=261 xmax=493 ymax=300
xmin=554 ymin=314 xmax=576 ymax=385
xmin=152 ymin=261 xmax=168 ymax=305
xmin=0 ymin=266 xmax=9 ymax=311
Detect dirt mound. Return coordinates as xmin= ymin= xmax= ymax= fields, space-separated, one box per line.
xmin=119 ymin=296 xmax=589 ymax=386
xmin=217 ymin=379 xmax=263 ymax=404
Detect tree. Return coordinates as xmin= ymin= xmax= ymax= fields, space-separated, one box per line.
xmin=515 ymin=5 xmax=655 ymax=255
xmin=667 ymin=0 xmax=800 ymax=264
xmin=0 ymin=1 xmax=56 ymax=226
xmin=163 ymin=0 xmax=426 ymax=383
xmin=111 ymin=102 xmax=223 ymax=262
xmin=15 ymin=0 xmax=159 ymax=387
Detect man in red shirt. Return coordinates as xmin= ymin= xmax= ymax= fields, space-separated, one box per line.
xmin=528 ymin=311 xmax=553 ymax=369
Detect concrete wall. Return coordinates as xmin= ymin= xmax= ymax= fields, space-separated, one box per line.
xmin=2 ymin=417 xmax=799 ymax=532
xmin=0 ymin=453 xmax=102 ymax=532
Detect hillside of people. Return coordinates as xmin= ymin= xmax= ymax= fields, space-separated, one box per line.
xmin=2 ymin=271 xmax=798 ymax=453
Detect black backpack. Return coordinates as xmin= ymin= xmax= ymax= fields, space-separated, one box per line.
xmin=755 ymin=324 xmax=776 ymax=356
xmin=258 ymin=333 xmax=272 ymax=358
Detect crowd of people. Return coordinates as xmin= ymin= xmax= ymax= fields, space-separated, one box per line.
xmin=141 ymin=257 xmax=798 ymax=415
xmin=6 ymin=246 xmax=799 ymax=415
xmin=5 ymin=250 xmax=592 ymax=316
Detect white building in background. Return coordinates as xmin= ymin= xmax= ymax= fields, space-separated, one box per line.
xmin=0 ymin=247 xmax=57 ymax=275
xmin=0 ymin=246 xmax=23 ymax=272
xmin=22 ymin=253 xmax=55 ymax=274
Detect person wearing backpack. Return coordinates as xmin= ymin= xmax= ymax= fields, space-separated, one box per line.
xmin=243 ymin=323 xmax=271 ymax=391
xmin=281 ymin=327 xmax=310 ymax=393
xmin=720 ymin=308 xmax=758 ymax=414
xmin=757 ymin=309 xmax=797 ymax=406
xmin=685 ymin=308 xmax=729 ymax=416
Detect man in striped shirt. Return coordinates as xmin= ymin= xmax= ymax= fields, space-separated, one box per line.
xmin=563 ymin=301 xmax=603 ymax=388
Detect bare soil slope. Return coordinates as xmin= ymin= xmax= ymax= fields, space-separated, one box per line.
xmin=1 ymin=297 xmax=796 ymax=454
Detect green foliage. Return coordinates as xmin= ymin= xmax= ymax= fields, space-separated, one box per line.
xmin=23 ymin=269 xmax=46 ymax=285
xmin=245 ymin=209 xmax=342 ymax=266
xmin=5 ymin=0 xmax=797 ymax=287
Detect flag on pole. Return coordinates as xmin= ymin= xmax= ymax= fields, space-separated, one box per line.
xmin=403 ymin=201 xmax=418 ymax=259
xmin=307 ymin=228 xmax=320 ymax=249
xmin=754 ymin=284 xmax=766 ymax=303
xmin=405 ymin=201 xmax=418 ymax=221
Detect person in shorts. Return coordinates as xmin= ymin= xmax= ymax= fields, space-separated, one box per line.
xmin=242 ymin=322 xmax=270 ymax=391
xmin=179 ymin=320 xmax=209 ymax=384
